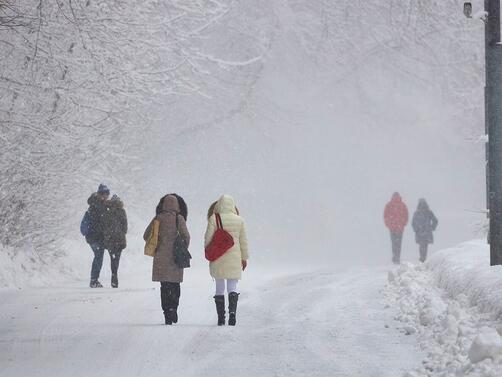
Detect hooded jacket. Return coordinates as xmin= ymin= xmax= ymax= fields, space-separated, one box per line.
xmin=85 ymin=193 xmax=107 ymax=245
xmin=102 ymin=196 xmax=128 ymax=251
xmin=204 ymin=195 xmax=249 ymax=280
xmin=144 ymin=195 xmax=190 ymax=283
xmin=384 ymin=193 xmax=409 ymax=233
xmin=412 ymin=199 xmax=438 ymax=245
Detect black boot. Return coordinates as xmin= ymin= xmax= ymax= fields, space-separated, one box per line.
xmin=160 ymin=284 xmax=172 ymax=325
xmin=228 ymin=292 xmax=239 ymax=326
xmin=165 ymin=309 xmax=175 ymax=325
xmin=161 ymin=283 xmax=180 ymax=325
xmin=214 ymin=295 xmax=225 ymax=326
xmin=168 ymin=283 xmax=180 ymax=324
xmin=90 ymin=280 xmax=103 ymax=288
xmin=164 ymin=313 xmax=172 ymax=325
xmin=111 ymin=274 xmax=118 ymax=288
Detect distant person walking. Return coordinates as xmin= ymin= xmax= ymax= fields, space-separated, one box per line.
xmin=144 ymin=194 xmax=190 ymax=325
xmin=384 ymin=192 xmax=409 ymax=264
xmin=81 ymin=184 xmax=110 ymax=288
xmin=412 ymin=198 xmax=438 ymax=263
xmin=102 ymin=195 xmax=128 ymax=288
xmin=205 ymin=195 xmax=249 ymax=326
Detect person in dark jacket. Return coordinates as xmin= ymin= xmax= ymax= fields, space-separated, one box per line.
xmin=144 ymin=194 xmax=190 ymax=325
xmin=384 ymin=192 xmax=409 ymax=264
xmin=412 ymin=198 xmax=438 ymax=262
xmin=85 ymin=184 xmax=110 ymax=288
xmin=102 ymin=195 xmax=128 ymax=288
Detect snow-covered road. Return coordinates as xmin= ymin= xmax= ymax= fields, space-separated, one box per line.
xmin=0 ymin=266 xmax=421 ymax=377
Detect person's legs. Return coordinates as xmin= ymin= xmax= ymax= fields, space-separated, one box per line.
xmin=109 ymin=249 xmax=122 ymax=288
xmin=168 ymin=282 xmax=181 ymax=324
xmin=226 ymin=279 xmax=238 ymax=294
xmin=419 ymin=244 xmax=428 ymax=263
xmin=395 ymin=232 xmax=403 ymax=262
xmin=214 ymin=279 xmax=226 ymax=326
xmin=227 ymin=279 xmax=240 ymax=326
xmin=390 ymin=232 xmax=402 ymax=264
xmin=160 ymin=282 xmax=171 ymax=324
xmin=90 ymin=244 xmax=105 ymax=286
xmin=215 ymin=279 xmax=226 ymax=296
xmin=171 ymin=283 xmax=181 ymax=305
xmin=109 ymin=249 xmax=122 ymax=275
xmin=160 ymin=282 xmax=181 ymax=325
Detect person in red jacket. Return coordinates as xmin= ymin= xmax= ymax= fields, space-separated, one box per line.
xmin=384 ymin=192 xmax=409 ymax=264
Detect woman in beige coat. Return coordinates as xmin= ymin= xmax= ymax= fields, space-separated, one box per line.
xmin=144 ymin=195 xmax=190 ymax=325
xmin=205 ymin=195 xmax=249 ymax=326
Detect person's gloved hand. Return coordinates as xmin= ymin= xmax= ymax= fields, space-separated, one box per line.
xmin=241 ymin=260 xmax=248 ymax=271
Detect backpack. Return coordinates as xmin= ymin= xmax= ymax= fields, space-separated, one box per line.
xmin=80 ymin=211 xmax=91 ymax=237
xmin=205 ymin=214 xmax=234 ymax=262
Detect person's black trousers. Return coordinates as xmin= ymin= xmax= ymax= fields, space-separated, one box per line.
xmin=390 ymin=231 xmax=403 ymax=264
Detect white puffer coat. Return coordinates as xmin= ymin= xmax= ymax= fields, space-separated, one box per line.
xmin=205 ymin=195 xmax=249 ymax=280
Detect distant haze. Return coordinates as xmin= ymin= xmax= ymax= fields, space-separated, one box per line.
xmin=94 ymin=1 xmax=486 ymax=268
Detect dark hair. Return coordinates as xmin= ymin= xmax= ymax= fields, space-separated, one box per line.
xmin=156 ymin=193 xmax=188 ymax=220
xmin=207 ymin=201 xmax=217 ymax=220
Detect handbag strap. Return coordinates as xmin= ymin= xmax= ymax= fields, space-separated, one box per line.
xmin=215 ymin=213 xmax=223 ymax=229
xmin=175 ymin=214 xmax=180 ymax=235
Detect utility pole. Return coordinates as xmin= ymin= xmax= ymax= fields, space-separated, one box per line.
xmin=485 ymin=0 xmax=502 ymax=265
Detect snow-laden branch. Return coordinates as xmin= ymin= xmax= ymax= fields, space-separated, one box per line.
xmin=196 ymin=52 xmax=263 ymax=67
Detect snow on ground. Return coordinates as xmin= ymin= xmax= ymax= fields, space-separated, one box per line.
xmin=0 ymin=260 xmax=422 ymax=377
xmin=0 ymin=233 xmax=152 ymax=289
xmin=385 ymin=240 xmax=502 ymax=376
xmin=0 ymin=244 xmax=79 ymax=289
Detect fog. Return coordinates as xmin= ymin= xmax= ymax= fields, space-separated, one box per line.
xmin=122 ymin=1 xmax=485 ymax=269
xmin=1 ymin=1 xmax=485 ymax=268
xmin=0 ymin=3 xmax=493 ymax=375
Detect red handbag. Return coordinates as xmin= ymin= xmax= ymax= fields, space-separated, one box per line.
xmin=205 ymin=214 xmax=234 ymax=262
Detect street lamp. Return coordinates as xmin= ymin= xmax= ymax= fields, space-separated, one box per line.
xmin=464 ymin=2 xmax=473 ymax=18
xmin=463 ymin=2 xmax=488 ymax=21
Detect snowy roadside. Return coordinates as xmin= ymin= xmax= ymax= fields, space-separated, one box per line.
xmin=385 ymin=240 xmax=502 ymax=377
xmin=0 ymin=244 xmax=80 ymax=289
xmin=0 ymin=234 xmax=146 ymax=289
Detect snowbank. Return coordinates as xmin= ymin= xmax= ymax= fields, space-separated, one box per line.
xmin=0 ymin=232 xmax=149 ymax=289
xmin=427 ymin=240 xmax=502 ymax=316
xmin=386 ymin=240 xmax=502 ymax=376
xmin=0 ymin=244 xmax=79 ymax=289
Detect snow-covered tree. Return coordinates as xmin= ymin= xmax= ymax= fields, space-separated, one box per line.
xmin=0 ymin=0 xmax=486 ymax=259
xmin=0 ymin=0 xmax=266 ymax=254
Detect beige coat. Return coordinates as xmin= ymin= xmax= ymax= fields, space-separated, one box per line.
xmin=204 ymin=195 xmax=249 ymax=280
xmin=144 ymin=195 xmax=190 ymax=283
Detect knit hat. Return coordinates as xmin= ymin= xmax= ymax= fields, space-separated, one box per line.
xmin=98 ymin=184 xmax=110 ymax=195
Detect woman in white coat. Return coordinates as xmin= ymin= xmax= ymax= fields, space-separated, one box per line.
xmin=205 ymin=195 xmax=249 ymax=326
